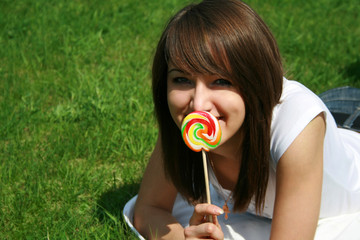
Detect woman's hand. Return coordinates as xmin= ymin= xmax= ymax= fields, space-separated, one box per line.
xmin=184 ymin=203 xmax=224 ymax=240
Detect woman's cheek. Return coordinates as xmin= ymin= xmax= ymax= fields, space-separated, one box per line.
xmin=167 ymin=91 xmax=189 ymax=127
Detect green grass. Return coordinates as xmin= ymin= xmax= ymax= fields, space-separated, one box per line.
xmin=0 ymin=0 xmax=359 ymax=238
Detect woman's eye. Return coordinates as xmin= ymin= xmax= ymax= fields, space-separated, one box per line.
xmin=213 ymin=79 xmax=232 ymax=87
xmin=173 ymin=77 xmax=191 ymax=85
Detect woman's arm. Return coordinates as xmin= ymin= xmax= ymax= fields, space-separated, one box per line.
xmin=270 ymin=113 xmax=326 ymax=240
xmin=133 ymin=137 xmax=185 ymax=239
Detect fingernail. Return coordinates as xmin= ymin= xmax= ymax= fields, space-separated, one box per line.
xmin=215 ymin=208 xmax=224 ymax=215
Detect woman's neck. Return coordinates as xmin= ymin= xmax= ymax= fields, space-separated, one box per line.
xmin=208 ymin=127 xmax=245 ymax=190
xmin=213 ymin=127 xmax=244 ymax=158
xmin=209 ymin=151 xmax=242 ymax=191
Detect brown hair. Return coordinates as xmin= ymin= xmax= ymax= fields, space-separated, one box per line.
xmin=152 ymin=0 xmax=283 ymax=213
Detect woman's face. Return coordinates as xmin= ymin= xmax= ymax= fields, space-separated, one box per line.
xmin=167 ymin=63 xmax=246 ymax=150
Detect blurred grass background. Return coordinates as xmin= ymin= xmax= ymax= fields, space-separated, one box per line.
xmin=0 ymin=0 xmax=359 ymax=238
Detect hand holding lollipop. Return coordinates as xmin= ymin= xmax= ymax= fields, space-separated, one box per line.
xmin=181 ymin=111 xmax=222 ymax=222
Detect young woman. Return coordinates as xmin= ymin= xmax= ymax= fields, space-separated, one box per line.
xmin=130 ymin=0 xmax=360 ymax=239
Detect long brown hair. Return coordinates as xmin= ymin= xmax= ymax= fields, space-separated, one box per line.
xmin=152 ymin=0 xmax=283 ymax=213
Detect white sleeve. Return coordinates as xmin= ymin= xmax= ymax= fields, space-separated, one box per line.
xmin=270 ymin=79 xmax=327 ymax=164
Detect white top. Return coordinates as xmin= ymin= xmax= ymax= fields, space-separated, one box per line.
xmin=245 ymin=78 xmax=360 ymax=218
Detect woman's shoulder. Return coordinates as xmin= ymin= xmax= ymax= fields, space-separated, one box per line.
xmin=270 ymin=78 xmax=329 ymax=163
xmin=277 ymin=78 xmax=325 ymax=109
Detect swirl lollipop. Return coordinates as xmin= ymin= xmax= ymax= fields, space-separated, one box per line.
xmin=181 ymin=111 xmax=222 ymax=152
xmin=181 ymin=111 xmax=222 ymax=221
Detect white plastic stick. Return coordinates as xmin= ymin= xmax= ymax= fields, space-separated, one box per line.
xmin=202 ymin=149 xmax=213 ymax=222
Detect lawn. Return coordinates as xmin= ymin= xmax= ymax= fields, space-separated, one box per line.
xmin=0 ymin=0 xmax=359 ymax=239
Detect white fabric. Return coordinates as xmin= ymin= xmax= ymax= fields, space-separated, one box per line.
xmin=123 ymin=193 xmax=360 ymax=239
xmin=268 ymin=79 xmax=360 ymax=218
xmin=123 ymin=193 xmax=273 ymax=240
xmin=123 ymin=196 xmax=145 ymax=240
xmin=123 ymin=78 xmax=360 ymax=239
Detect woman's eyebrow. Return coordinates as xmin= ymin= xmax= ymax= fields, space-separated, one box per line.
xmin=167 ymin=68 xmax=185 ymax=74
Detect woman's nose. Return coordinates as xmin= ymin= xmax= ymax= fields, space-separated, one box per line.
xmin=191 ymin=83 xmax=212 ymax=112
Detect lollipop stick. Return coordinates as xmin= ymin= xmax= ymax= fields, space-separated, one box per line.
xmin=202 ymin=149 xmax=213 ymax=222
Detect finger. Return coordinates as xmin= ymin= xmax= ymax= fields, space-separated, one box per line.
xmin=189 ymin=204 xmax=224 ymax=226
xmin=184 ymin=222 xmax=224 ymax=240
xmin=212 ymin=215 xmax=220 ymax=228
